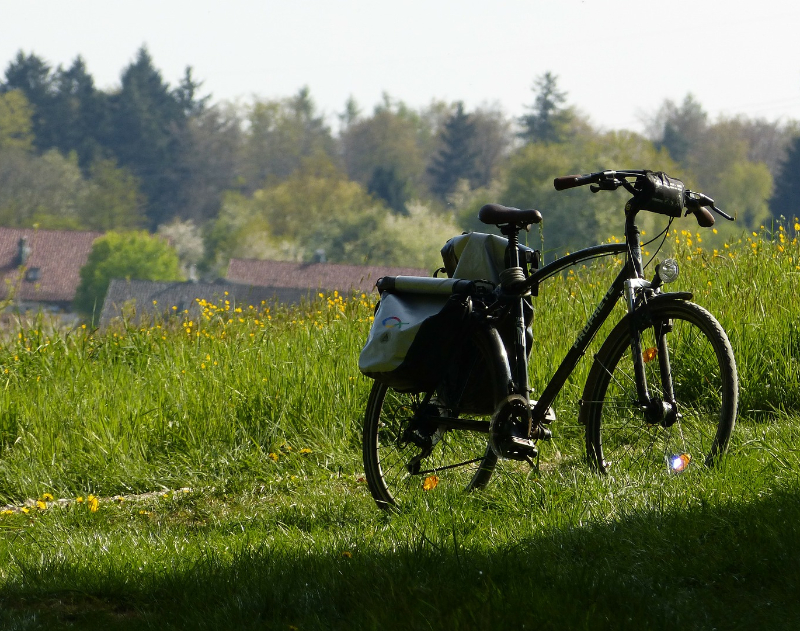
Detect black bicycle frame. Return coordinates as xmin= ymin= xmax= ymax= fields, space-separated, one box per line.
xmin=525 ymin=242 xmax=630 ymax=424
xmin=435 ymin=213 xmax=665 ymax=435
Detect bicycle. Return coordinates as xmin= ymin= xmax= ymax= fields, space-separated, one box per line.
xmin=360 ymin=169 xmax=738 ymax=510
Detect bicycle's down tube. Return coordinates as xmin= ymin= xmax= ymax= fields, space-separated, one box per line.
xmin=528 ymin=243 xmax=629 ymax=423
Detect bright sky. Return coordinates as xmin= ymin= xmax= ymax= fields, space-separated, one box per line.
xmin=3 ymin=0 xmax=800 ymax=133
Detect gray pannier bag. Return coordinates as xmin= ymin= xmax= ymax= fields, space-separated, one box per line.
xmin=440 ymin=232 xmax=510 ymax=284
xmin=358 ymin=277 xmax=473 ymax=393
xmin=359 ymin=233 xmax=537 ymax=397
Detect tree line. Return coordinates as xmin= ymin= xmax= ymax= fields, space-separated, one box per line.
xmin=1 ymin=49 xmax=799 ymax=277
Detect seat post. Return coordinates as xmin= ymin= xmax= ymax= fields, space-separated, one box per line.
xmin=499 ymin=223 xmax=530 ymax=400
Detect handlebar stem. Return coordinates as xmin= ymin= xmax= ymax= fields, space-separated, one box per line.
xmin=624 ymin=209 xmax=644 ymax=278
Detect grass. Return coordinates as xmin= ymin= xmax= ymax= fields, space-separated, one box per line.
xmin=1 ymin=221 xmax=800 ymax=629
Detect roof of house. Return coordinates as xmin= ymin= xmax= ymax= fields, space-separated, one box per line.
xmin=0 ymin=228 xmax=102 ymax=305
xmin=226 ymin=259 xmax=429 ymax=294
xmin=99 ymin=278 xmax=309 ymax=327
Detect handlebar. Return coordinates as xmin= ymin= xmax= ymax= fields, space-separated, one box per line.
xmin=553 ymin=169 xmax=733 ymax=227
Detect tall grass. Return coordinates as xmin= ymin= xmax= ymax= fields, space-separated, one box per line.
xmin=1 ymin=224 xmax=800 ymax=629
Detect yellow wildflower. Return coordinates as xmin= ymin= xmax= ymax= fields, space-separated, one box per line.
xmin=36 ymin=500 xmax=47 ymax=510
xmin=87 ymin=494 xmax=99 ymax=512
xmin=422 ymin=475 xmax=439 ymax=491
xmin=268 ymin=452 xmax=279 ymax=461
xmin=41 ymin=492 xmax=54 ymax=502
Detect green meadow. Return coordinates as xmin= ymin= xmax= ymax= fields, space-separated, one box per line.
xmin=1 ymin=225 xmax=800 ymax=630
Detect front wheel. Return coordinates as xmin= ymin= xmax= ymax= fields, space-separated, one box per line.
xmin=582 ymin=300 xmax=737 ymax=476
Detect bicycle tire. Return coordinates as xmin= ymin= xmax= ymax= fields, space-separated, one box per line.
xmin=362 ymin=329 xmax=505 ymax=509
xmin=582 ymin=299 xmax=737 ymax=476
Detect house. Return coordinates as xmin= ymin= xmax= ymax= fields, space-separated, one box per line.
xmin=98 ymin=278 xmax=301 ymax=327
xmin=225 ymin=259 xmax=428 ymax=296
xmin=0 ymin=227 xmax=102 ymax=312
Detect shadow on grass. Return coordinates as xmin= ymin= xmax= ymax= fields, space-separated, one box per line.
xmin=2 ymin=486 xmax=799 ymax=631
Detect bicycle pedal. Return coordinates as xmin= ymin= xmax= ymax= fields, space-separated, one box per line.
xmin=497 ymin=435 xmax=538 ymax=462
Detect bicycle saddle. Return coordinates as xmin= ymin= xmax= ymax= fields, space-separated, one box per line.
xmin=479 ymin=204 xmax=542 ymax=226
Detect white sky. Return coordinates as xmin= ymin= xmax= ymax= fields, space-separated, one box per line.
xmin=3 ymin=0 xmax=800 ymax=134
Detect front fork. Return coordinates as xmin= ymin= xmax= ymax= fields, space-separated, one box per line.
xmin=624 ymin=279 xmax=678 ymax=426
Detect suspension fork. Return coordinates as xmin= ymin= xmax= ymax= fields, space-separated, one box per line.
xmin=624 ymin=212 xmax=653 ymax=407
xmin=623 ymin=212 xmax=677 ymax=418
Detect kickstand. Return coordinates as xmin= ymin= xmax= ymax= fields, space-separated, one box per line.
xmin=524 ymin=451 xmax=540 ymax=472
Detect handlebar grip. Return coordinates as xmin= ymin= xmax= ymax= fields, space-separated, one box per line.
xmin=692 ymin=207 xmax=715 ymax=228
xmin=554 ymin=175 xmax=583 ymax=191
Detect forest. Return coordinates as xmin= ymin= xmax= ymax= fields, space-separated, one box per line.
xmin=1 ymin=47 xmax=799 ymax=274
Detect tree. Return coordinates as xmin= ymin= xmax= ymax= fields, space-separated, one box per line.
xmin=368 ymin=166 xmax=408 ymax=215
xmin=175 ymin=102 xmax=244 ymax=223
xmin=340 ymin=95 xmax=431 ymax=201
xmin=51 ymin=56 xmax=109 ymax=169
xmin=0 ymin=148 xmax=86 ymax=228
xmin=79 ymin=158 xmax=145 ymax=231
xmin=74 ymin=231 xmax=183 ymax=317
xmin=427 ymin=102 xmax=479 ymax=200
xmin=649 ymin=94 xmax=708 ymax=165
xmin=157 ymin=219 xmax=205 ymax=278
xmin=203 ymin=157 xmax=389 ymax=270
xmin=240 ymin=87 xmax=336 ymax=191
xmin=1 ymin=52 xmax=60 ymax=150
xmin=107 ymin=47 xmax=198 ymax=228
xmin=770 ymin=134 xmax=800 ymax=221
xmin=469 ymin=105 xmax=514 ymax=188
xmin=519 ymin=72 xmax=574 ymax=144
xmin=0 ymin=90 xmax=34 ymax=151
xmin=500 ymin=131 xmax=681 ymax=254
xmin=338 ymin=95 xmax=361 ymax=129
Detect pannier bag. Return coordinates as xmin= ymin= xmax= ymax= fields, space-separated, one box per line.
xmin=358 ymin=288 xmax=470 ymax=392
xmin=440 ymin=232 xmax=509 ymax=283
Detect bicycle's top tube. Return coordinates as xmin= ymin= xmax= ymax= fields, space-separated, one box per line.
xmin=527 ymin=242 xmax=629 ymax=290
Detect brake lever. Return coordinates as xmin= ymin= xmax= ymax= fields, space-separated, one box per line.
xmin=685 ymin=190 xmax=734 ymax=223
xmin=710 ymin=204 xmax=734 ymax=221
xmin=589 ymin=179 xmax=620 ymax=193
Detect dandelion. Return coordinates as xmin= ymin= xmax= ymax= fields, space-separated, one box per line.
xmin=422 ymin=475 xmax=439 ymax=491
xmin=341 ymin=551 xmax=352 ymax=559
xmin=1 ymin=509 xmax=13 ymax=516
xmin=41 ymin=492 xmax=54 ymax=502
xmin=268 ymin=452 xmax=279 ymax=461
xmin=299 ymin=448 xmax=312 ymax=454
xmin=76 ymin=496 xmax=84 ymax=503
xmin=87 ymin=494 xmax=99 ymax=512
xmin=36 ymin=500 xmax=47 ymax=510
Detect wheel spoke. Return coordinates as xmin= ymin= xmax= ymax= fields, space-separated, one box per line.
xmin=584 ymin=301 xmax=737 ymax=476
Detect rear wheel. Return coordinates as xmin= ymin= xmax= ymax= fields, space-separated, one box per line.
xmin=362 ymin=330 xmax=504 ymax=509
xmin=582 ymin=300 xmax=737 ymax=476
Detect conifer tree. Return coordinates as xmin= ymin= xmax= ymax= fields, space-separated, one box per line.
xmin=770 ymin=134 xmax=800 ymax=220
xmin=427 ymin=102 xmax=478 ymax=199
xmin=519 ymin=72 xmax=572 ymax=144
